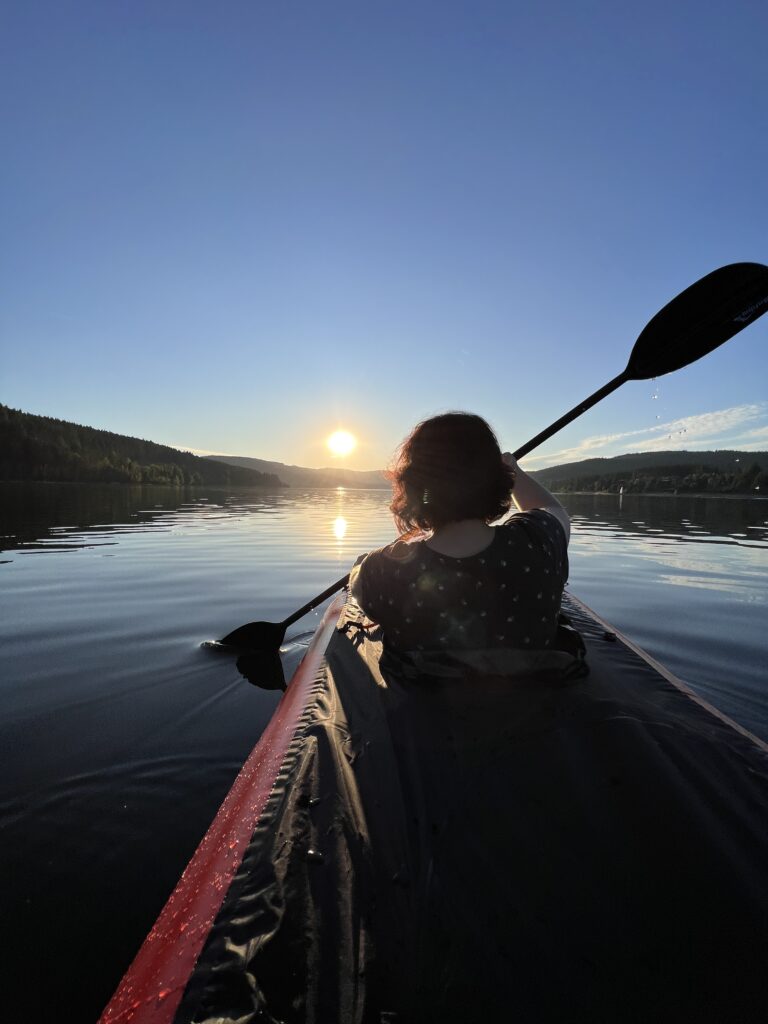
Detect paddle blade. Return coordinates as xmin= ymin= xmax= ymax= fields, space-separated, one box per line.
xmin=626 ymin=262 xmax=768 ymax=380
xmin=218 ymin=619 xmax=287 ymax=651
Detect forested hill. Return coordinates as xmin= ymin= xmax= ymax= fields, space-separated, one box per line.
xmin=530 ymin=449 xmax=768 ymax=494
xmin=5 ymin=403 xmax=766 ymax=494
xmin=0 ymin=405 xmax=285 ymax=487
xmin=205 ymin=454 xmax=387 ymax=488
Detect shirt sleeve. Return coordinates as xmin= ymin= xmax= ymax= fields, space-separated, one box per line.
xmin=351 ymin=539 xmax=419 ymax=625
xmin=352 ymin=550 xmax=384 ymax=622
xmin=509 ymin=509 xmax=569 ymax=585
xmin=348 ymin=562 xmax=364 ymax=605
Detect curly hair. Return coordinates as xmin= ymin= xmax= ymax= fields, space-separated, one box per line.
xmin=388 ymin=412 xmax=516 ymax=536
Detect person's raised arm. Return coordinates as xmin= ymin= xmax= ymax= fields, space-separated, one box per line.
xmin=348 ymin=553 xmax=368 ymax=607
xmin=502 ymin=453 xmax=570 ymax=543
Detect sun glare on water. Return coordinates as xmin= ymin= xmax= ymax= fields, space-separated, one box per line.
xmin=326 ymin=430 xmax=357 ymax=457
xmin=333 ymin=516 xmax=348 ymax=540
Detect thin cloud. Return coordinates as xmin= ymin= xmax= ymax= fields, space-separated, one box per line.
xmin=737 ymin=425 xmax=768 ymax=441
xmin=524 ymin=403 xmax=768 ymax=468
xmin=733 ymin=425 xmax=768 ymax=451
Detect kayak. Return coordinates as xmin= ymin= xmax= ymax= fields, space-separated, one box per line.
xmin=100 ymin=591 xmax=768 ymax=1024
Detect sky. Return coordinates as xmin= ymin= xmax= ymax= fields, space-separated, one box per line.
xmin=2 ymin=0 xmax=766 ymax=470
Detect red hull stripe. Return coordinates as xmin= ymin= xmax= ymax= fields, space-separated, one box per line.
xmin=99 ymin=594 xmax=347 ymax=1024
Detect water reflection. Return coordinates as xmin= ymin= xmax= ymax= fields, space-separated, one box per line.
xmin=0 ymin=482 xmax=267 ymax=554
xmin=561 ymin=492 xmax=768 ymax=550
xmin=0 ymin=482 xmax=391 ymax=558
xmin=561 ymin=494 xmax=767 ymax=603
xmin=3 ymin=483 xmax=766 ymax=559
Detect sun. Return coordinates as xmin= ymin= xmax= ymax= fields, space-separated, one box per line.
xmin=326 ymin=430 xmax=357 ymax=457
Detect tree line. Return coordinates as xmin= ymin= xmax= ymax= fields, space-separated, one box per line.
xmin=546 ymin=462 xmax=767 ymax=494
xmin=0 ymin=404 xmax=285 ymax=488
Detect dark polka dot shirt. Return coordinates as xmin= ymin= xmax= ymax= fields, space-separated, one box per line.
xmin=356 ymin=509 xmax=568 ymax=652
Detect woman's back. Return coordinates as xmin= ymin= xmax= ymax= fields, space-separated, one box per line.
xmin=356 ymin=508 xmax=568 ymax=651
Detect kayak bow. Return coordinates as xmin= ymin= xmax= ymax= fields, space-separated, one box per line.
xmin=99 ymin=592 xmax=346 ymax=1024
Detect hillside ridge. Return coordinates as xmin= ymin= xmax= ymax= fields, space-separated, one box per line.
xmin=0 ymin=405 xmax=284 ymax=488
xmin=3 ymin=403 xmax=765 ymax=494
xmin=531 ymin=449 xmax=768 ymax=494
xmin=204 ymin=454 xmax=387 ymax=488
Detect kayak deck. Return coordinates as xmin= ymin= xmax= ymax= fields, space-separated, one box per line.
xmin=102 ymin=592 xmax=768 ymax=1024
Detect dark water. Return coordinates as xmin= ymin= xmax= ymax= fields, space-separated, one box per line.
xmin=1 ymin=481 xmax=766 ymax=1021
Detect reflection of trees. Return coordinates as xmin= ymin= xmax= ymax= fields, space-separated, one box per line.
xmin=0 ymin=481 xmax=397 ymax=561
xmin=0 ymin=482 xmax=396 ymax=558
xmin=0 ymin=483 xmax=292 ymax=553
xmin=5 ymin=480 xmax=762 ymax=562
xmin=562 ymin=493 xmax=768 ymax=547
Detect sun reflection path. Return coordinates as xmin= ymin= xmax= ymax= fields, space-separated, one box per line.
xmin=333 ymin=516 xmax=348 ymax=541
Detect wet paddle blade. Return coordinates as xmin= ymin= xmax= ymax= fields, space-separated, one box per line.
xmin=218 ymin=619 xmax=287 ymax=651
xmin=626 ymin=262 xmax=768 ymax=381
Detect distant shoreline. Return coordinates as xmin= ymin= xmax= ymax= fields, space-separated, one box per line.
xmin=0 ymin=478 xmax=390 ymax=491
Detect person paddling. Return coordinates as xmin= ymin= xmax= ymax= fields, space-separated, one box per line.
xmin=350 ymin=412 xmax=570 ymax=652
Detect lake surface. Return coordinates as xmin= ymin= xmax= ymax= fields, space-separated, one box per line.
xmin=1 ymin=481 xmax=766 ymax=1021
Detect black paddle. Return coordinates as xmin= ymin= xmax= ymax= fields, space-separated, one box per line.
xmin=216 ymin=574 xmax=351 ymax=650
xmin=514 ymin=261 xmax=768 ymax=460
xmin=219 ymin=261 xmax=768 ymax=651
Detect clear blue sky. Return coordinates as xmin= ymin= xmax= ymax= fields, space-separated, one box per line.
xmin=2 ymin=0 xmax=766 ymax=469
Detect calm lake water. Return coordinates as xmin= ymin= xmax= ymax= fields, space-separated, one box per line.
xmin=1 ymin=481 xmax=766 ymax=1021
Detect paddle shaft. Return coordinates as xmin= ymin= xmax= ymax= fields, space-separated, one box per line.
xmin=282 ymin=573 xmax=351 ymax=628
xmin=512 ymin=371 xmax=628 ymax=462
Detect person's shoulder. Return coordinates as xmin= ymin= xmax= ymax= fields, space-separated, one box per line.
xmin=354 ymin=537 xmax=422 ymax=607
xmin=499 ymin=508 xmax=568 ymax=544
xmin=362 ymin=537 xmax=422 ymax=571
xmin=382 ymin=537 xmax=423 ymax=564
xmin=498 ymin=508 xmax=556 ymax=528
xmin=535 ymin=506 xmax=570 ymax=544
